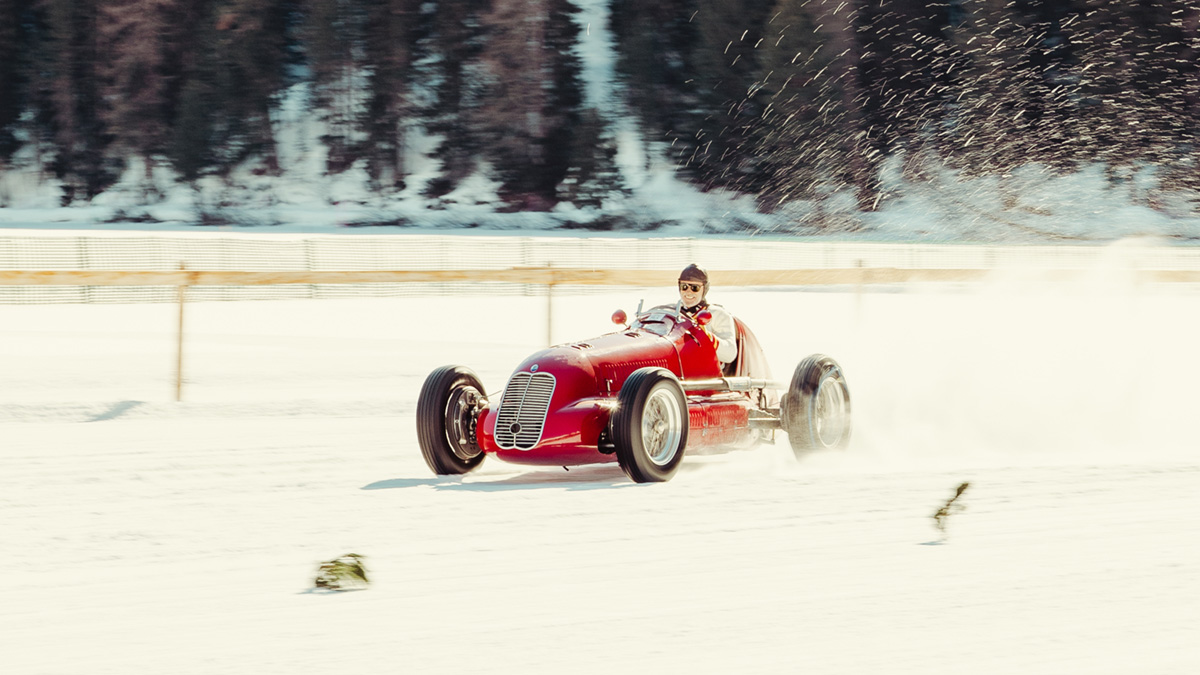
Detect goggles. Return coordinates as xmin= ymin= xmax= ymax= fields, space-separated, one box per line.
xmin=678 ymin=282 xmax=704 ymax=292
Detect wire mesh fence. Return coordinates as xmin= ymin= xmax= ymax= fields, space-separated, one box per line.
xmin=2 ymin=231 xmax=1200 ymax=304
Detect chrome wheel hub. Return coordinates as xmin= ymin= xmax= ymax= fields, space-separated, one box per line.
xmin=814 ymin=377 xmax=847 ymax=448
xmin=446 ymin=386 xmax=484 ymax=461
xmin=641 ymin=388 xmax=683 ymax=466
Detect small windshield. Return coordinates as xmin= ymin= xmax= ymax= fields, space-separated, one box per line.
xmin=630 ymin=306 xmax=680 ymax=337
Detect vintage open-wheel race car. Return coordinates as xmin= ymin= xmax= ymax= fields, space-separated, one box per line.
xmin=416 ymin=303 xmax=852 ymax=483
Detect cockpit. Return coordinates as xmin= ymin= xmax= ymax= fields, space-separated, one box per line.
xmin=629 ymin=306 xmax=680 ymax=337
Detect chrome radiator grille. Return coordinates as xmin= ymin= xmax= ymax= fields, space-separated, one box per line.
xmin=494 ymin=372 xmax=556 ymax=450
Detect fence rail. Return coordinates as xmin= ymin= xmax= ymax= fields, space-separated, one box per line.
xmin=5 ymin=266 xmax=1200 ymax=288
xmin=6 ymin=232 xmax=1200 ymax=401
xmin=4 ymin=231 xmax=1200 ymax=303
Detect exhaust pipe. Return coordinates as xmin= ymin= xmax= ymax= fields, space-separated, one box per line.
xmin=681 ymin=377 xmax=781 ymax=393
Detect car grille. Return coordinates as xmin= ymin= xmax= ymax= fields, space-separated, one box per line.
xmin=494 ymin=371 xmax=556 ymax=450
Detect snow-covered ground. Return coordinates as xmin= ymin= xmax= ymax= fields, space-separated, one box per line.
xmin=3 ymin=279 xmax=1198 ymax=674
xmin=3 ymin=153 xmax=1198 ymax=244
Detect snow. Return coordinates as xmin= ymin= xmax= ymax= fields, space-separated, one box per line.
xmin=2 ymin=151 xmax=1196 ymax=241
xmin=3 ymin=279 xmax=1199 ymax=673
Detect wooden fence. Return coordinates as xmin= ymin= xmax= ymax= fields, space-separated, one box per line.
xmin=5 ymin=265 xmax=1199 ymax=401
xmin=5 ymin=266 xmax=1200 ymax=287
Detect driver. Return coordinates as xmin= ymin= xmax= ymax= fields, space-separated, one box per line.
xmin=676 ymin=263 xmax=737 ymax=366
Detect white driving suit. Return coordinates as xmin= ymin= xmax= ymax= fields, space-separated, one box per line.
xmin=677 ymin=301 xmax=737 ymax=366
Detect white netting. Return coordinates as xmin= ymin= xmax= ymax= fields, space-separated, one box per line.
xmin=2 ymin=231 xmax=1199 ymax=303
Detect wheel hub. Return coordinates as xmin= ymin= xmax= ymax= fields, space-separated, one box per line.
xmin=446 ymin=387 xmax=484 ymax=461
xmin=814 ymin=378 xmax=847 ymax=447
xmin=641 ymin=388 xmax=683 ymax=466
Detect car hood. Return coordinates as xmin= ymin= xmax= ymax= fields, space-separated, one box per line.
xmin=509 ymin=329 xmax=680 ymax=399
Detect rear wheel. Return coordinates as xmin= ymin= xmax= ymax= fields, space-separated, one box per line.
xmin=782 ymin=355 xmax=851 ymax=457
xmin=612 ymin=368 xmax=689 ymax=483
xmin=416 ymin=365 xmax=487 ymax=475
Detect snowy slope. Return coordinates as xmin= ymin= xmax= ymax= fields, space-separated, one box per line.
xmin=2 ymin=281 xmax=1198 ymax=674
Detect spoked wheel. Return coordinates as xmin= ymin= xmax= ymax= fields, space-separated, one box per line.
xmin=782 ymin=354 xmax=851 ymax=457
xmin=612 ymin=367 xmax=689 ymax=483
xmin=416 ymin=365 xmax=487 ymax=475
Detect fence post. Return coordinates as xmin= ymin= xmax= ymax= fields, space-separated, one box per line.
xmin=855 ymin=258 xmax=865 ymax=326
xmin=546 ymin=272 xmax=554 ymax=347
xmin=175 ymin=263 xmax=187 ymax=402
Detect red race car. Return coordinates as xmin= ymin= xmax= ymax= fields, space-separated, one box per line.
xmin=416 ymin=303 xmax=851 ymax=483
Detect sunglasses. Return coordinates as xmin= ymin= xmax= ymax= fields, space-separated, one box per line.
xmin=678 ymin=282 xmax=704 ymax=292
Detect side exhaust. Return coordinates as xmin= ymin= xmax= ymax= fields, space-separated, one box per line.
xmin=680 ymin=376 xmax=781 ymax=393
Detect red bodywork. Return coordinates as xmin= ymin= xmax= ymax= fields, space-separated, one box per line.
xmin=476 ymin=306 xmax=774 ymax=466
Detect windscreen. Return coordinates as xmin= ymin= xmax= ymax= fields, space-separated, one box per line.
xmin=631 ymin=306 xmax=680 ymax=337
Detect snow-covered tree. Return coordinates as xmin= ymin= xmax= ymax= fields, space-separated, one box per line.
xmin=361 ymin=0 xmax=424 ymax=188
xmin=423 ymin=0 xmax=488 ymax=196
xmin=304 ymin=0 xmax=367 ymax=172
xmin=35 ymin=0 xmax=113 ymax=200
xmin=610 ymin=0 xmax=703 ymax=171
xmin=556 ymin=107 xmax=624 ymax=209
xmin=96 ymin=0 xmax=176 ymax=164
xmin=469 ymin=0 xmax=581 ymax=206
xmin=1066 ymin=0 xmax=1200 ymax=188
xmin=750 ymin=0 xmax=884 ymax=213
xmin=0 ymin=0 xmax=30 ymax=160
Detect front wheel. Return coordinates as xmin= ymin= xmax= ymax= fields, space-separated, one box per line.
xmin=782 ymin=355 xmax=851 ymax=457
xmin=612 ymin=368 xmax=689 ymax=483
xmin=416 ymin=365 xmax=487 ymax=475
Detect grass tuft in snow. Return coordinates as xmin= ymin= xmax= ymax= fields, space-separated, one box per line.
xmin=932 ymin=482 xmax=971 ymax=539
xmin=312 ymin=553 xmax=370 ymax=592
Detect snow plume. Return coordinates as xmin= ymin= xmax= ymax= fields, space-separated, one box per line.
xmin=706 ymin=249 xmax=1199 ymax=475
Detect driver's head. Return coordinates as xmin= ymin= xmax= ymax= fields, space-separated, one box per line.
xmin=678 ymin=263 xmax=709 ymax=308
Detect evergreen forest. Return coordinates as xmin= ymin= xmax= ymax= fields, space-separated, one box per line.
xmin=0 ymin=0 xmax=1198 ymax=217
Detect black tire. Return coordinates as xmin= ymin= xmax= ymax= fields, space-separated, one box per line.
xmin=782 ymin=354 xmax=851 ymax=457
xmin=612 ymin=367 xmax=689 ymax=483
xmin=416 ymin=365 xmax=487 ymax=475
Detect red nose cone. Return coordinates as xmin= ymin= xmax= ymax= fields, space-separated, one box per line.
xmin=695 ymin=310 xmax=713 ymax=326
xmin=612 ymin=309 xmax=628 ymax=325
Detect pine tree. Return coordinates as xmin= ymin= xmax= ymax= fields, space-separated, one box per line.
xmin=303 ymin=0 xmax=366 ymax=173
xmin=751 ymin=0 xmax=886 ymax=213
xmin=541 ymin=0 xmax=584 ymax=201
xmin=855 ymin=0 xmax=960 ymax=169
xmin=0 ymin=0 xmax=31 ymax=160
xmin=556 ymin=107 xmax=624 ymax=209
xmin=1067 ymin=0 xmax=1199 ymax=184
xmin=166 ymin=0 xmax=222 ymax=180
xmin=35 ymin=0 xmax=113 ymax=201
xmin=749 ymin=0 xmax=837 ymax=208
xmin=170 ymin=77 xmax=213 ymax=180
xmin=610 ymin=0 xmax=702 ymax=174
xmin=684 ymin=0 xmax=775 ymax=192
xmin=817 ymin=0 xmax=885 ymax=211
xmin=424 ymin=0 xmax=488 ymax=196
xmin=468 ymin=0 xmax=550 ymax=205
xmin=206 ymin=0 xmax=296 ymax=173
xmin=96 ymin=0 xmax=176 ymax=167
xmin=1177 ymin=3 xmax=1200 ymax=192
xmin=1027 ymin=0 xmax=1084 ymax=169
xmin=472 ymin=0 xmax=553 ymax=203
xmin=944 ymin=0 xmax=1068 ymax=175
xmin=361 ymin=0 xmax=424 ymax=188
